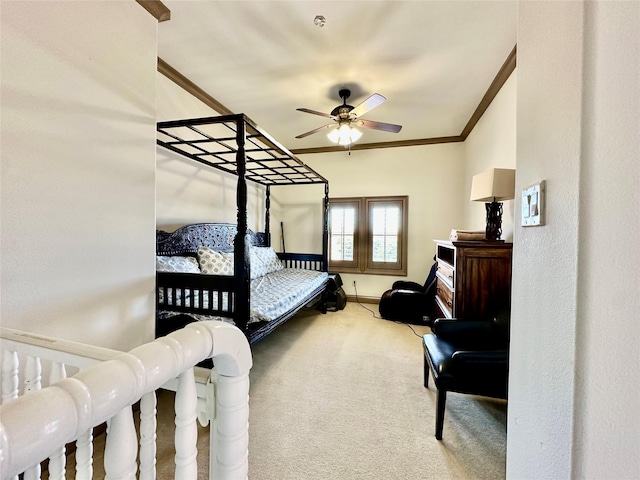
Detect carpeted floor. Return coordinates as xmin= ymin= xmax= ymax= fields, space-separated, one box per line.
xmin=63 ymin=302 xmax=507 ymax=479
xmin=244 ymin=302 xmax=507 ymax=480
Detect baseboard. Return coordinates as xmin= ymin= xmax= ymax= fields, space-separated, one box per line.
xmin=346 ymin=295 xmax=379 ymax=305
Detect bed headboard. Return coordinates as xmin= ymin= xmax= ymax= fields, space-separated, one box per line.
xmin=156 ymin=223 xmax=267 ymax=256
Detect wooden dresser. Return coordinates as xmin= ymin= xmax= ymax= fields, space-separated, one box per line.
xmin=434 ymin=240 xmax=513 ymax=321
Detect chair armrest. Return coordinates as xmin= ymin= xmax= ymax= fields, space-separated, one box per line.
xmin=433 ymin=318 xmax=494 ymax=336
xmin=451 ymin=349 xmax=509 ymax=364
xmin=391 ymin=280 xmax=424 ymax=291
xmin=449 ymin=349 xmax=509 ymax=398
xmin=392 ymin=289 xmax=426 ymax=297
xmin=432 ymin=318 xmax=501 ymax=348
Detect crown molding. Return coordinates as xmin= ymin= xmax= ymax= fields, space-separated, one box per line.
xmin=136 ymin=0 xmax=171 ymax=22
xmin=460 ymin=45 xmax=517 ymax=140
xmin=157 ymin=44 xmax=517 ymax=154
xmin=158 ymin=58 xmax=233 ymax=115
xmin=290 ymin=136 xmax=464 ymax=155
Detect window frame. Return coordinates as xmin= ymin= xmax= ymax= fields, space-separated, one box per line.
xmin=328 ymin=195 xmax=408 ymax=276
xmin=327 ymin=197 xmax=363 ymax=272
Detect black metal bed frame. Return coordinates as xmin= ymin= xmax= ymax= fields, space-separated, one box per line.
xmin=156 ymin=114 xmax=330 ymax=343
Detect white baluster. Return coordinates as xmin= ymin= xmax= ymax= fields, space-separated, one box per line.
xmin=24 ymin=355 xmax=42 ymax=393
xmin=1 ymin=349 xmax=20 ymax=480
xmin=210 ymin=372 xmax=250 ymax=480
xmin=1 ymin=350 xmax=19 ymax=404
xmin=174 ymin=368 xmax=198 ymax=479
xmin=104 ymin=407 xmax=138 ymax=480
xmin=23 ymin=356 xmax=42 ymax=480
xmin=47 ymin=362 xmax=68 ymax=480
xmin=75 ymin=428 xmax=94 ymax=480
xmin=139 ymin=392 xmax=157 ymax=480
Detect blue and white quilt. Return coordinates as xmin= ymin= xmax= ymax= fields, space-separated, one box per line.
xmin=159 ymin=268 xmax=328 ymax=325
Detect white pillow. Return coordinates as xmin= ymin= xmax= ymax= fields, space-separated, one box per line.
xmin=156 ymin=255 xmax=200 ymax=273
xmin=197 ymin=246 xmax=234 ymax=275
xmin=250 ymin=246 xmax=283 ymax=279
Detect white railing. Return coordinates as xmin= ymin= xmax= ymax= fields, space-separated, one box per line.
xmin=0 ymin=321 xmax=252 ymax=479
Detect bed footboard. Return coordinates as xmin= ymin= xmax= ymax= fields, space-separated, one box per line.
xmin=277 ymin=253 xmax=325 ymax=271
xmin=156 ymin=271 xmax=243 ymax=325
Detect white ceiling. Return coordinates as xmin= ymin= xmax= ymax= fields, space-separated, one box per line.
xmin=158 ymin=1 xmax=518 ymax=152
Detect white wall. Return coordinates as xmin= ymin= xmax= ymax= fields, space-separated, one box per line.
xmin=0 ymin=2 xmax=158 ymax=350
xmin=508 ymin=3 xmax=584 ymax=477
xmin=278 ymin=144 xmax=466 ymax=299
xmin=572 ymin=2 xmax=639 ymax=478
xmin=463 ymin=72 xmax=517 ymax=241
xmin=508 ymin=2 xmax=640 ymax=478
xmin=156 ymin=74 xmax=266 ymax=232
xmin=268 ymin=183 xmax=327 ymax=254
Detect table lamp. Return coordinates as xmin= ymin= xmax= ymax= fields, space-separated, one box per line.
xmin=470 ymin=168 xmax=516 ymax=241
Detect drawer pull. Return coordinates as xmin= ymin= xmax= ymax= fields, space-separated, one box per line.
xmin=447 ymin=300 xmax=452 ymax=307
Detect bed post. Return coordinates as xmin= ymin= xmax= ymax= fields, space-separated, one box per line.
xmin=234 ymin=116 xmax=250 ymax=332
xmin=264 ymin=185 xmax=271 ymax=247
xmin=323 ymin=182 xmax=329 ymax=272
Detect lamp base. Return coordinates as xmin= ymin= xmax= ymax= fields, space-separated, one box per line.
xmin=485 ymin=201 xmax=503 ymax=241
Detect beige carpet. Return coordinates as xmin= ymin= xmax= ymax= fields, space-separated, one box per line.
xmin=58 ymin=302 xmax=507 ymax=479
xmin=246 ymin=303 xmax=506 ymax=480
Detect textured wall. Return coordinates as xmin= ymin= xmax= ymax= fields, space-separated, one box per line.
xmin=507 ymin=2 xmax=584 ymax=477
xmin=1 ymin=2 xmax=158 ymax=350
xmin=572 ymin=2 xmax=640 ymax=478
xmin=508 ymin=1 xmax=640 ymax=478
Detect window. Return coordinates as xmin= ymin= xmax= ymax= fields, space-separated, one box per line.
xmin=328 ymin=196 xmax=408 ymax=275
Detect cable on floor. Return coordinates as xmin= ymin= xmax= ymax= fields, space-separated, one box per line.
xmin=353 ymin=283 xmax=425 ymax=338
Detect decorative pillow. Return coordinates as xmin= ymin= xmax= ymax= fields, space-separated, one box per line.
xmin=250 ymin=246 xmax=283 ymax=279
xmin=197 ymin=246 xmax=234 ymax=275
xmin=156 ymin=255 xmax=200 ymax=273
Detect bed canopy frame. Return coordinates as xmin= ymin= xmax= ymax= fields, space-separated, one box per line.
xmin=157 ymin=113 xmax=329 ymax=249
xmin=156 ymin=114 xmax=330 ymax=340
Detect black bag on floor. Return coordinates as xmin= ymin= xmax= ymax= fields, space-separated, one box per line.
xmin=325 ymin=273 xmax=347 ymax=311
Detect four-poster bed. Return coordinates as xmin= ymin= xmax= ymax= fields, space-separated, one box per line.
xmin=155 ymin=114 xmax=330 ymax=343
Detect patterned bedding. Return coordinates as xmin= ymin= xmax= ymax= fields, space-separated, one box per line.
xmin=250 ymin=268 xmax=328 ymax=322
xmin=159 ymin=268 xmax=328 ymax=325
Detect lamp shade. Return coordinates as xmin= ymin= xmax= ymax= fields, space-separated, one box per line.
xmin=470 ymin=168 xmax=516 ymax=202
xmin=327 ymin=124 xmax=362 ymax=146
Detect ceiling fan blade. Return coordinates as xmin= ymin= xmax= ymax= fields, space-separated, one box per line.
xmin=296 ymin=108 xmax=334 ymax=119
xmin=295 ymin=123 xmax=335 ymax=139
xmin=350 ymin=93 xmax=386 ymax=118
xmin=355 ymin=119 xmax=402 ymax=133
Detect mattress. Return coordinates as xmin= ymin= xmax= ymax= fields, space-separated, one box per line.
xmin=159 ymin=268 xmax=328 ymax=325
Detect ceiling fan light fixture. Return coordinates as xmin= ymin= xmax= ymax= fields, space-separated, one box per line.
xmin=328 ymin=124 xmax=362 ymax=146
xmin=297 ymin=89 xmax=401 ymax=146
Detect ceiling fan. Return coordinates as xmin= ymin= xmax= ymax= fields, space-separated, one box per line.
xmin=296 ymin=88 xmax=402 ymax=146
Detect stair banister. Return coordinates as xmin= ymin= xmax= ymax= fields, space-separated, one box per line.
xmin=0 ymin=320 xmax=252 ymax=479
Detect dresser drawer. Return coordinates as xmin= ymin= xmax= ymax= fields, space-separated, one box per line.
xmin=435 ymin=277 xmax=454 ymax=318
xmin=433 ymin=298 xmax=447 ymax=320
xmin=436 ymin=260 xmax=454 ymax=286
xmin=434 ymin=238 xmax=512 ymax=322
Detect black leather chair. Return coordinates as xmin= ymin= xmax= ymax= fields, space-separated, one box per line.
xmin=422 ymin=315 xmax=509 ymax=440
xmin=379 ymin=261 xmax=437 ymax=324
